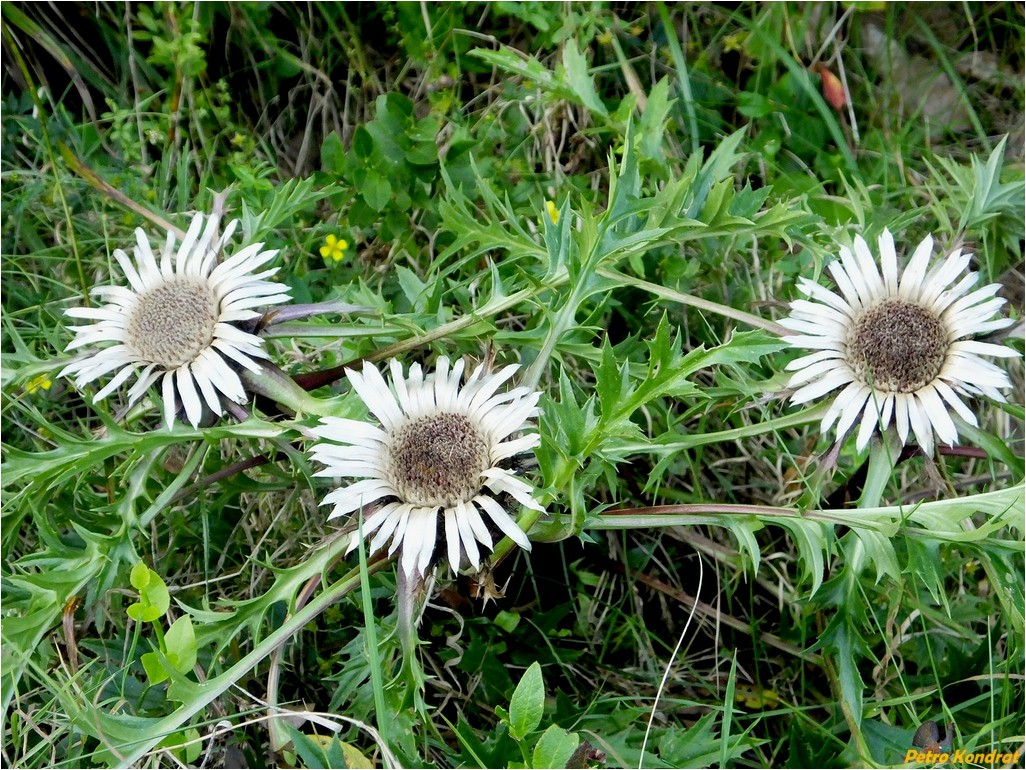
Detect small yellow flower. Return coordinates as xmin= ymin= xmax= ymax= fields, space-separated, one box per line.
xmin=26 ymin=373 xmax=52 ymax=394
xmin=545 ymin=200 xmax=560 ymax=225
xmin=597 ymin=31 xmax=613 ymax=45
xmin=319 ymin=234 xmax=349 ymax=262
xmin=734 ymin=687 xmax=781 ymax=709
xmin=723 ymin=32 xmax=747 ymax=54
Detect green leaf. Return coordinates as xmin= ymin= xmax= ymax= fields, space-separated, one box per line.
xmin=493 ymin=610 xmax=521 ymax=632
xmin=562 ymin=40 xmax=608 ymax=117
xmin=817 ymin=611 xmax=866 ymax=729
xmin=164 ymin=615 xmax=197 ymax=673
xmin=129 ymin=561 xmax=151 ymax=590
xmin=321 ymin=131 xmax=346 ymax=175
xmin=352 ymin=125 xmax=374 ymax=160
xmin=159 ymin=729 xmax=202 ymax=765
xmin=395 ymin=265 xmax=431 ymax=312
xmin=508 ymin=661 xmax=544 ymax=741
xmin=638 ymin=77 xmax=674 ymax=160
xmin=141 ymin=651 xmax=169 ymax=685
xmin=657 ymin=712 xmax=755 ymax=767
xmin=127 ymin=564 xmax=170 ymax=623
xmin=362 ymin=174 xmax=392 ymax=212
xmin=469 ymin=46 xmax=555 ymax=90
xmin=282 ymin=724 xmax=328 ymax=770
xmin=532 ymin=724 xmax=580 ymax=769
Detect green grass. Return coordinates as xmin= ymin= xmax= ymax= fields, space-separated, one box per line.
xmin=2 ymin=3 xmax=1024 ymax=768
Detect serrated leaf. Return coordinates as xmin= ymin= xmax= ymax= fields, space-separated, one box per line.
xmin=638 ymin=77 xmax=674 ymax=159
xmin=776 ymin=518 xmax=832 ymax=596
xmin=841 ymin=528 xmax=900 ymax=585
xmin=817 ymin=611 xmax=866 ymax=729
xmin=562 ymin=40 xmax=608 ymax=117
xmin=550 ymin=370 xmax=600 ymax=459
xmin=593 ymin=339 xmax=628 ymax=420
xmin=533 ymin=724 xmax=580 ymax=769
xmin=508 ymin=661 xmax=544 ymax=741
xmin=469 ymin=46 xmax=555 ymax=89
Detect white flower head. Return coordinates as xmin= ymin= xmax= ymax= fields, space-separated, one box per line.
xmin=309 ymin=357 xmax=544 ymax=579
xmin=60 ymin=212 xmax=291 ymax=427
xmin=781 ymin=229 xmax=1017 ymax=454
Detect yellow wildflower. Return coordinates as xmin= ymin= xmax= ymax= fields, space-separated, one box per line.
xmin=723 ymin=32 xmax=747 ymax=54
xmin=545 ymin=200 xmax=560 ymax=225
xmin=26 ymin=373 xmax=52 ymax=394
xmin=320 ymin=234 xmax=348 ymax=262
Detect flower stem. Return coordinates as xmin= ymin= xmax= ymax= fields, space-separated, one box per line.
xmin=240 ymin=362 xmax=343 ymax=417
xmin=859 ymin=432 xmax=901 ymax=508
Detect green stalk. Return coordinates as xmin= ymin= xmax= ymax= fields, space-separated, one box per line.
xmin=370 ymin=287 xmax=535 ymax=363
xmin=858 ymin=432 xmax=901 ymax=509
xmin=240 ymin=363 xmax=342 ymax=417
xmin=489 ymin=508 xmax=547 ymax=564
xmin=522 ymin=277 xmax=590 ymax=391
xmin=356 ymin=511 xmax=392 ymax=756
xmin=656 ymin=1 xmax=700 ymax=154
xmin=598 ymin=267 xmax=790 ymax=336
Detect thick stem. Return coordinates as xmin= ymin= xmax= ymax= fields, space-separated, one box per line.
xmin=395 ymin=566 xmax=426 ymax=671
xmin=858 ymin=431 xmax=901 ymax=508
xmin=240 ymin=362 xmax=341 ymax=417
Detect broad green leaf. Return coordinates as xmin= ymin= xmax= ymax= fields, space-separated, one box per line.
xmin=164 ymin=615 xmax=197 ymax=673
xmin=141 ymin=651 xmax=169 ymax=685
xmin=508 ymin=661 xmax=544 ymax=741
xmin=127 ymin=565 xmax=169 ymax=623
xmin=533 ymin=724 xmax=580 ymax=769
xmin=320 ymin=131 xmax=345 ymax=174
xmin=362 ymin=174 xmax=392 ymax=211
xmin=129 ymin=561 xmax=151 ymax=590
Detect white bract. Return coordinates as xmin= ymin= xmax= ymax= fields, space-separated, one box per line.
xmin=61 ymin=213 xmax=290 ymax=427
xmin=781 ymin=229 xmax=1016 ymax=454
xmin=309 ymin=358 xmax=544 ymax=578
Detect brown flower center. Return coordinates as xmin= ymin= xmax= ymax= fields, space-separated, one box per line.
xmin=126 ymin=277 xmax=219 ymax=369
xmin=388 ymin=412 xmax=490 ymax=507
xmin=846 ymin=298 xmax=948 ymax=393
